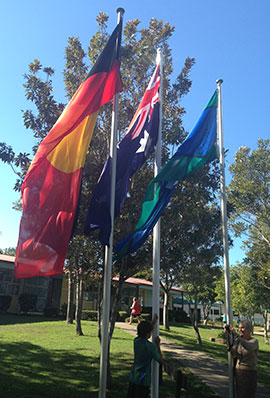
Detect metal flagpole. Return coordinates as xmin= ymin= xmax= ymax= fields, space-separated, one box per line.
xmin=151 ymin=48 xmax=162 ymax=398
xmin=98 ymin=8 xmax=124 ymax=398
xmin=216 ymin=79 xmax=234 ymax=398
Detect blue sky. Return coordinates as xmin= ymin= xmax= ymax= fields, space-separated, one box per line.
xmin=0 ymin=0 xmax=269 ymax=265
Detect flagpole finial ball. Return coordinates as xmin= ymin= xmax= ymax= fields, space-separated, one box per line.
xmin=117 ymin=8 xmax=125 ymax=15
xmin=216 ymin=78 xmax=223 ymax=85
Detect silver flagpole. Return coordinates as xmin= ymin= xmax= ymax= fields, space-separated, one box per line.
xmin=151 ymin=48 xmax=162 ymax=398
xmin=216 ymin=79 xmax=234 ymax=398
xmin=99 ymin=8 xmax=124 ymax=398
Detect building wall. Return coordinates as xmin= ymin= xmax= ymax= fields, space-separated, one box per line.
xmin=0 ymin=257 xmax=62 ymax=313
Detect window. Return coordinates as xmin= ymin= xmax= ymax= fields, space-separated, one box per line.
xmin=0 ymin=270 xmax=19 ymax=296
xmin=23 ymin=277 xmax=50 ymax=312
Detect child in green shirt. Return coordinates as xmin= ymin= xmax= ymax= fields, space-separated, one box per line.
xmin=127 ymin=314 xmax=162 ymax=398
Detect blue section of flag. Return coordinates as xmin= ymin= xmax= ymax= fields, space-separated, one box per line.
xmin=85 ymin=62 xmax=161 ymax=245
xmin=114 ymin=90 xmax=218 ymax=260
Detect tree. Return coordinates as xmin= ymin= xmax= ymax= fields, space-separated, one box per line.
xmin=1 ymin=11 xmax=221 ymax=387
xmin=158 ymin=160 xmax=224 ymax=343
xmin=65 ymin=235 xmax=102 ymax=335
xmin=0 ymin=247 xmax=16 ymax=256
xmin=199 ymin=266 xmax=222 ymax=326
xmin=228 ymin=140 xmax=270 ymax=341
xmin=244 ymin=237 xmax=270 ymax=343
xmin=228 ymin=140 xmax=270 ymax=249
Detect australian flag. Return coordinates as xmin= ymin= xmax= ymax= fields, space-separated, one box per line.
xmin=85 ymin=58 xmax=161 ymax=245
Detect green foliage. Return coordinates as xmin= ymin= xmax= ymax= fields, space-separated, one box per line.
xmin=81 ymin=310 xmax=98 ymax=321
xmin=63 ymin=37 xmax=88 ymax=99
xmin=18 ymin=293 xmax=37 ymax=313
xmin=0 ymin=247 xmax=16 ymax=256
xmin=0 ymin=142 xmax=31 ymax=193
xmin=23 ymin=59 xmax=65 ymax=146
xmin=228 ymin=140 xmax=270 ymax=258
xmin=117 ymin=311 xmax=128 ymax=321
xmin=225 ymin=140 xmax=270 ymax=316
xmin=65 ymin=235 xmax=102 ymax=275
xmin=217 ymin=330 xmax=226 ymax=339
xmin=173 ymin=309 xmax=189 ymax=323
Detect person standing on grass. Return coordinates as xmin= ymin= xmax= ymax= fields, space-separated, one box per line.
xmin=127 ymin=314 xmax=162 ymax=398
xmin=226 ymin=320 xmax=259 ymax=398
xmin=129 ymin=297 xmax=141 ymax=325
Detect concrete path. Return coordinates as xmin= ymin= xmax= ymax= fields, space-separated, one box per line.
xmin=115 ymin=322 xmax=270 ymax=398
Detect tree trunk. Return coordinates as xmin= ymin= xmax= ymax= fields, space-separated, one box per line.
xmin=66 ymin=272 xmax=74 ymax=324
xmin=163 ymin=290 xmax=170 ymax=331
xmin=107 ymin=258 xmax=127 ymax=389
xmin=75 ymin=271 xmax=84 ymax=336
xmin=263 ymin=309 xmax=269 ymax=344
xmin=109 ymin=271 xmax=126 ymax=338
xmin=203 ymin=304 xmax=211 ymax=326
xmin=190 ymin=296 xmax=202 ymax=345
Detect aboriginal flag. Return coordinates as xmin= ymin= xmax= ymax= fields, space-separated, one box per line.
xmin=15 ymin=21 xmax=123 ymax=278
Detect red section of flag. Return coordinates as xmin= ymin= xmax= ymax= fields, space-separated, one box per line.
xmin=24 ymin=60 xmax=122 ymax=188
xmin=16 ymin=159 xmax=81 ymax=278
xmin=15 ymin=22 xmax=123 ymax=278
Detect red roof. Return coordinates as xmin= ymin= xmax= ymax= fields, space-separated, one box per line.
xmin=113 ymin=276 xmax=187 ymax=293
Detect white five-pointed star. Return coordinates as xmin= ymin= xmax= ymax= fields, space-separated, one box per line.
xmin=136 ymin=130 xmax=149 ymax=153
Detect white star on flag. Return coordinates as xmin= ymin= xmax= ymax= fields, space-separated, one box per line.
xmin=136 ymin=130 xmax=149 ymax=153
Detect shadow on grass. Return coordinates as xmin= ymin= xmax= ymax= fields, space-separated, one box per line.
xmin=0 ymin=313 xmax=61 ymax=326
xmin=160 ymin=328 xmax=228 ymax=363
xmin=257 ymin=350 xmax=270 ymax=387
xmin=0 ymin=341 xmax=99 ymax=398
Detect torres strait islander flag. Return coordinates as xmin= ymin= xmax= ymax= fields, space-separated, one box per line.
xmin=15 ymin=21 xmax=123 ymax=278
xmin=85 ymin=56 xmax=161 ymax=245
xmin=114 ymin=90 xmax=218 ymax=261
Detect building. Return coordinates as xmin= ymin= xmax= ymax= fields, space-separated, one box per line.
xmin=0 ymin=254 xmax=265 ymax=324
xmin=0 ymin=254 xmax=62 ymax=313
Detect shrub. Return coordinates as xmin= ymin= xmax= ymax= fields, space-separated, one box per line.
xmin=141 ymin=313 xmax=151 ymax=321
xmin=217 ymin=330 xmax=226 ymax=339
xmin=18 ymin=293 xmax=37 ymax=313
xmin=0 ymin=295 xmax=12 ymax=312
xmin=117 ymin=311 xmax=128 ymax=322
xmin=81 ymin=310 xmax=98 ymax=321
xmin=215 ymin=317 xmax=223 ymax=325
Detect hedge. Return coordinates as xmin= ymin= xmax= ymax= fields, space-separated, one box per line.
xmin=81 ymin=310 xmax=98 ymax=321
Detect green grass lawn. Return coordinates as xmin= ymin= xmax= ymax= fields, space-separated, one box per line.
xmin=0 ymin=314 xmax=214 ymax=398
xmin=159 ymin=322 xmax=270 ymax=388
xmin=1 ymin=315 xmax=267 ymax=397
